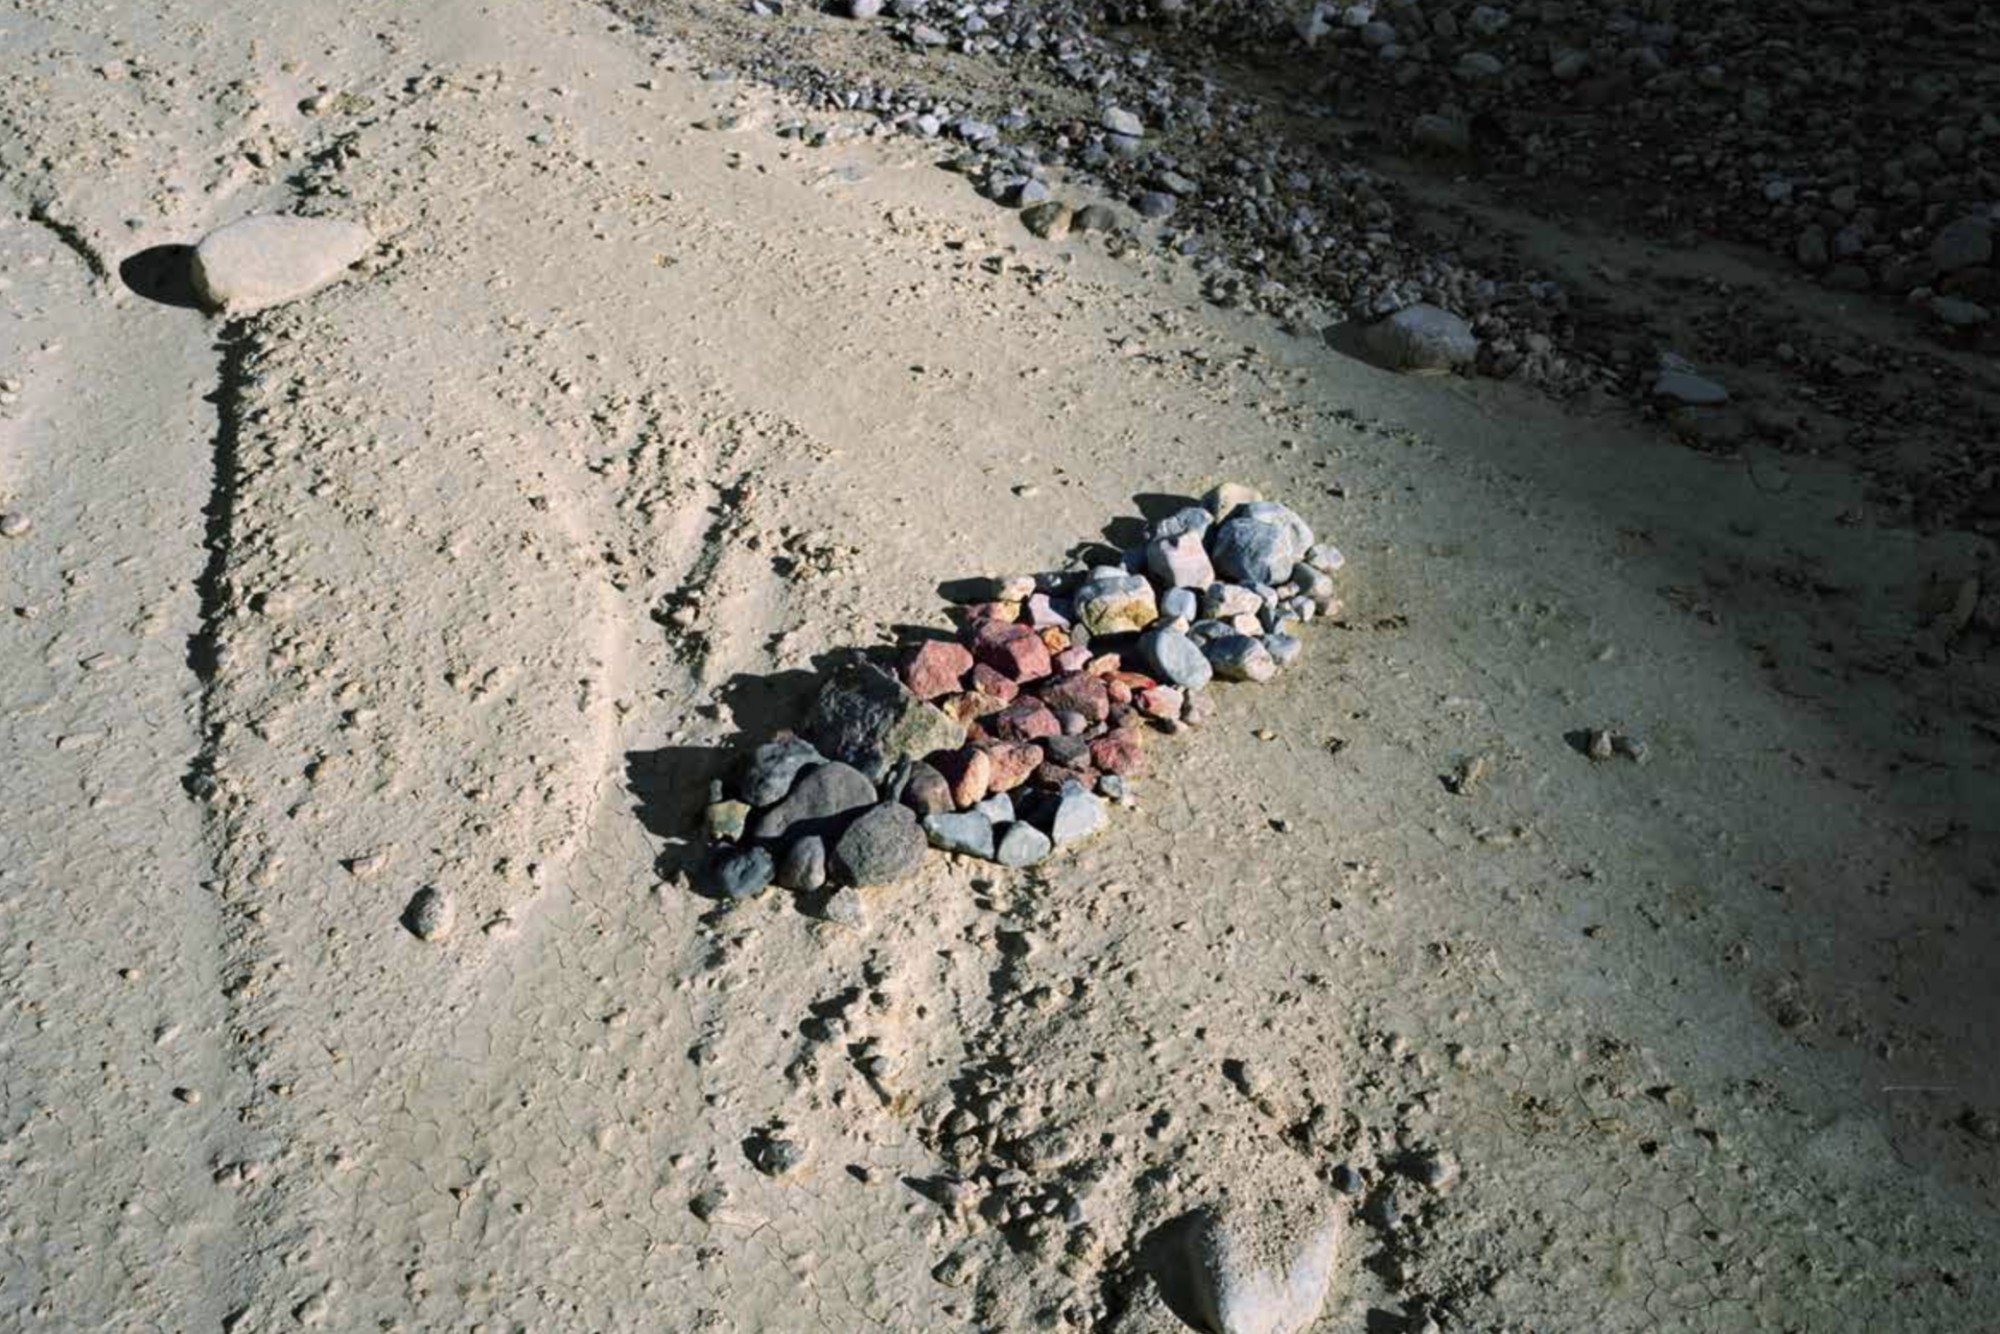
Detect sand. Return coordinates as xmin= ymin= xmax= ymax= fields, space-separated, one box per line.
xmin=2 ymin=0 xmax=1997 ymax=1328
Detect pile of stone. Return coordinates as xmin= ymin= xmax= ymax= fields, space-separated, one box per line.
xmin=702 ymin=484 xmax=1343 ymax=903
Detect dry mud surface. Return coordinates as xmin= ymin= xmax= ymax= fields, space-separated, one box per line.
xmin=1 ymin=0 xmax=1998 ymax=1329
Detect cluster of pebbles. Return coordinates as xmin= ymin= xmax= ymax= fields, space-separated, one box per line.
xmin=702 ymin=485 xmax=1342 ymax=905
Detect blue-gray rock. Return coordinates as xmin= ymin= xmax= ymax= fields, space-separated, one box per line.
xmin=715 ymin=846 xmax=776 ymax=900
xmin=1205 ymin=634 xmax=1278 ymax=683
xmin=1160 ymin=587 xmax=1198 ymax=623
xmin=742 ymin=736 xmax=825 ymax=807
xmin=1151 ymin=505 xmax=1213 ymax=542
xmin=995 ymin=821 xmax=1054 ymax=867
xmin=974 ymin=792 xmax=1015 ymax=824
xmin=1134 ymin=191 xmax=1178 ymax=219
xmin=832 ymin=802 xmax=927 ymax=887
xmin=1362 ymin=304 xmax=1477 ymax=372
xmin=776 ymin=835 xmax=827 ymax=892
xmin=1304 ymin=544 xmax=1344 ymax=574
xmin=1210 ymin=502 xmax=1313 ymax=586
xmin=1264 ymin=632 xmax=1303 ymax=668
xmin=924 ymin=810 xmax=996 ymax=859
xmin=1101 ymin=106 xmax=1144 ymax=137
xmin=1652 ymin=369 xmax=1729 ymax=405
xmin=1049 ymin=780 xmax=1107 ymax=845
xmin=1201 ymin=583 xmax=1264 ymax=619
xmin=1136 ymin=626 xmax=1214 ymax=690
xmin=1187 ymin=618 xmax=1234 ymax=645
xmin=754 ymin=761 xmax=878 ymax=841
xmin=1931 ymin=216 xmax=1994 ymax=273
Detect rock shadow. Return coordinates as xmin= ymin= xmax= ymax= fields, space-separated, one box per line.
xmin=119 ymin=244 xmax=204 ymax=309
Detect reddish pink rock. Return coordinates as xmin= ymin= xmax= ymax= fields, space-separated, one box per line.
xmin=991 ymin=698 xmax=1062 ymax=742
xmin=1105 ymin=678 xmax=1133 ymax=707
xmin=1053 ymin=646 xmax=1093 ymax=674
xmin=970 ymin=620 xmax=1052 ymax=683
xmin=1137 ymin=685 xmax=1185 ymax=719
xmin=1037 ymin=671 xmax=1111 ymax=724
xmin=1089 ymin=730 xmax=1146 ymax=777
xmin=932 ymin=747 xmax=993 ymax=809
xmin=902 ymin=640 xmax=974 ymax=700
xmin=980 ymin=741 xmax=1042 ymax=792
xmin=970 ymin=663 xmax=1020 ymax=703
xmin=1033 ymin=760 xmax=1097 ymax=790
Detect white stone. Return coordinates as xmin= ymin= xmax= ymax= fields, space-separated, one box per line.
xmin=1179 ymin=1205 xmax=1344 ymax=1334
xmin=191 ymin=214 xmax=371 ymax=313
xmin=1651 ymin=369 xmax=1729 ymax=405
xmin=1362 ymin=303 xmax=1477 ymax=371
xmin=1146 ymin=531 xmax=1216 ymax=589
xmin=1101 ymin=106 xmax=1144 ymax=137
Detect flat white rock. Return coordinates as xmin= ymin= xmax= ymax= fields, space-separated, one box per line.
xmin=190 ymin=214 xmax=372 ymax=313
xmin=1362 ymin=303 xmax=1477 ymax=372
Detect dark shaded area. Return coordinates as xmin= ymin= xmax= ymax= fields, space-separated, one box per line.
xmin=1133 ymin=1209 xmax=1215 ymax=1331
xmin=119 ymin=244 xmax=204 ymax=309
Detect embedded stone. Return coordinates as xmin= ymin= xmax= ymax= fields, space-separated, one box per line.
xmin=804 ymin=661 xmax=967 ymax=780
xmin=190 ymin=214 xmax=372 ymax=313
xmin=995 ymin=822 xmax=1054 ymax=867
xmin=1135 ymin=626 xmax=1214 ymax=690
xmin=753 ymin=761 xmax=879 ymax=841
xmin=776 ymin=835 xmax=828 ymax=892
xmin=1049 ymin=780 xmax=1107 ymax=845
xmin=923 ymin=810 xmax=996 ymax=859
xmin=1205 ymin=635 xmax=1278 ymax=683
xmin=741 ymin=736 xmax=825 ymax=807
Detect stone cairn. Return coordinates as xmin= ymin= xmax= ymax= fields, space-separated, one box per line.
xmin=701 ymin=484 xmax=1344 ymax=908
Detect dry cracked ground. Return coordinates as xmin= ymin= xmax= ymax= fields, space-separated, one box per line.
xmin=1 ymin=0 xmax=1998 ymax=1329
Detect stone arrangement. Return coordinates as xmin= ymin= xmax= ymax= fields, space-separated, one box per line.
xmin=701 ymin=484 xmax=1344 ymax=903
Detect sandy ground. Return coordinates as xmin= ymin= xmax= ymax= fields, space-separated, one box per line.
xmin=2 ymin=0 xmax=1998 ymax=1329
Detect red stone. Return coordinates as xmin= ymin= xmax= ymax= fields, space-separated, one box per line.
xmin=1089 ymin=730 xmax=1147 ymax=777
xmin=1104 ymin=678 xmax=1133 ymax=707
xmin=990 ymin=698 xmax=1061 ymax=742
xmin=969 ymin=663 xmax=1019 ymax=703
xmin=1033 ymin=761 xmax=1096 ymax=790
xmin=970 ymin=620 xmax=1053 ymax=684
xmin=1036 ymin=671 xmax=1111 ymax=724
xmin=902 ymin=640 xmax=973 ymax=700
xmin=979 ymin=741 xmax=1042 ymax=792
xmin=1109 ymin=670 xmax=1157 ymax=692
xmin=1137 ymin=685 xmax=1185 ymax=720
xmin=1053 ymin=646 xmax=1092 ymax=674
xmin=932 ymin=746 xmax=993 ymax=809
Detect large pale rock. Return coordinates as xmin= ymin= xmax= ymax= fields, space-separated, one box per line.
xmin=1362 ymin=303 xmax=1476 ymax=372
xmin=190 ymin=214 xmax=372 ymax=313
xmin=1167 ymin=1204 xmax=1344 ymax=1334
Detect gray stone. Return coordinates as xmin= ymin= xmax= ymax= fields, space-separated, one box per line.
xmin=715 ymin=846 xmax=776 ymax=900
xmin=845 ymin=0 xmax=882 ymax=15
xmin=402 ymin=887 xmax=454 ymax=940
xmin=190 ymin=214 xmax=372 ymax=314
xmin=1264 ymin=632 xmax=1303 ymax=668
xmin=1202 ymin=583 xmax=1265 ymax=619
xmin=1072 ymin=203 xmax=1118 ymax=232
xmin=1206 ymin=634 xmax=1278 ymax=683
xmin=1363 ymin=304 xmax=1477 ymax=372
xmin=1411 ymin=114 xmax=1471 ymax=155
xmin=741 ymin=736 xmax=825 ymax=807
xmin=1160 ymin=587 xmax=1199 ymax=623
xmin=974 ymin=792 xmax=1015 ymax=824
xmin=995 ymin=821 xmax=1054 ymax=867
xmin=1049 ymin=780 xmax=1107 ymax=846
xmin=1022 ymin=200 xmax=1072 ymax=239
xmin=821 ymin=886 xmax=866 ymax=927
xmin=776 ymin=835 xmax=828 ymax=892
xmin=1136 ymin=626 xmax=1214 ymax=690
xmin=1073 ymin=573 xmax=1159 ymax=636
xmin=1932 ymin=296 xmax=1991 ymax=329
xmin=753 ymin=761 xmax=878 ymax=841
xmin=924 ymin=810 xmax=996 ymax=859
xmin=1134 ymin=191 xmax=1178 ymax=220
xmin=1101 ymin=106 xmax=1144 ymax=137
xmin=1304 ymin=543 xmax=1344 ymax=573
xmin=1150 ymin=505 xmax=1213 ymax=542
xmin=1652 ymin=369 xmax=1729 ymax=405
xmin=804 ymin=660 xmax=966 ymax=781
xmin=1146 ymin=531 xmax=1216 ymax=589
xmin=1211 ymin=503 xmax=1314 ymax=587
xmin=832 ymin=802 xmax=926 ymax=886
xmin=1930 ymin=216 xmax=1994 ymax=273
